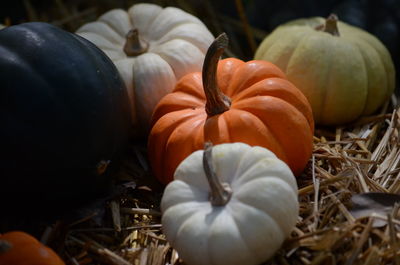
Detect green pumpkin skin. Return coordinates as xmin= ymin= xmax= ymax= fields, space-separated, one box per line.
xmin=255 ymin=16 xmax=395 ymax=125
xmin=0 ymin=22 xmax=131 ymax=216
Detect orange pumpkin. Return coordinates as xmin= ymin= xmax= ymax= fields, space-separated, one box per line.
xmin=148 ymin=33 xmax=314 ymax=184
xmin=0 ymin=231 xmax=65 ymax=265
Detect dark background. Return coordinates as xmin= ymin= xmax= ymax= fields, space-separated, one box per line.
xmin=1 ymin=0 xmax=399 ymax=91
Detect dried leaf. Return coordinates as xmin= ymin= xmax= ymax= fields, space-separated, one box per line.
xmin=349 ymin=192 xmax=400 ymax=227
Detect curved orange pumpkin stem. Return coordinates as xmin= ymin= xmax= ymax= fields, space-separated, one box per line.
xmin=203 ymin=33 xmax=231 ymax=116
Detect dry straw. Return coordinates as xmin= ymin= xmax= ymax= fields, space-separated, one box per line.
xmin=59 ymin=96 xmax=400 ymax=265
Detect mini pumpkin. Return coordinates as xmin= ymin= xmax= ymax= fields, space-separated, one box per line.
xmin=161 ymin=142 xmax=299 ymax=265
xmin=254 ymin=14 xmax=395 ymax=125
xmin=0 ymin=231 xmax=65 ymax=265
xmin=76 ymin=3 xmax=214 ymax=132
xmin=148 ymin=33 xmax=314 ymax=184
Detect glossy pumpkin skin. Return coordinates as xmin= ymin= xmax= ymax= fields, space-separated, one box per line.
xmin=254 ymin=16 xmax=395 ymax=125
xmin=148 ymin=57 xmax=314 ymax=184
xmin=0 ymin=22 xmax=131 ymax=213
xmin=0 ymin=231 xmax=65 ymax=265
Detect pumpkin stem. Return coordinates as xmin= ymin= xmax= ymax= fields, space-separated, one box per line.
xmin=0 ymin=240 xmax=12 ymax=253
xmin=203 ymin=142 xmax=232 ymax=206
xmin=315 ymin=14 xmax=340 ymax=36
xmin=123 ymin=29 xmax=149 ymax=56
xmin=203 ymin=33 xmax=231 ymax=116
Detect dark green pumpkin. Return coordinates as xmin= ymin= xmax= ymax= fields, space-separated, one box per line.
xmin=0 ymin=22 xmax=131 ymax=215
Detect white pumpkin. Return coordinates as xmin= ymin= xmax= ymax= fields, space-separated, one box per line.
xmin=0 ymin=24 xmax=5 ymax=30
xmin=76 ymin=3 xmax=214 ymax=132
xmin=161 ymin=142 xmax=299 ymax=265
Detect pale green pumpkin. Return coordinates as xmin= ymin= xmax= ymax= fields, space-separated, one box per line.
xmin=254 ymin=14 xmax=395 ymax=125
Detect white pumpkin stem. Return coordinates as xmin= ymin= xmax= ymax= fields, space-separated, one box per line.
xmin=123 ymin=29 xmax=149 ymax=56
xmin=316 ymin=14 xmax=340 ymax=36
xmin=0 ymin=240 xmax=12 ymax=253
xmin=203 ymin=33 xmax=231 ymax=116
xmin=203 ymin=142 xmax=232 ymax=206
